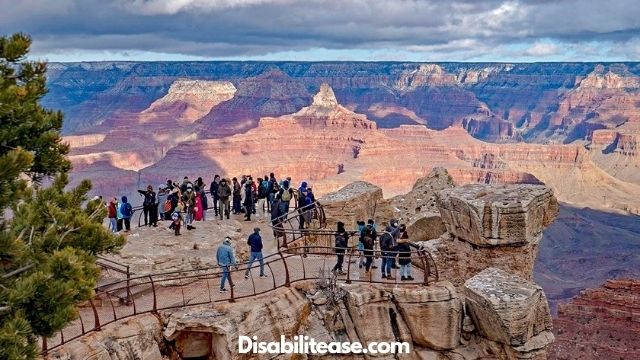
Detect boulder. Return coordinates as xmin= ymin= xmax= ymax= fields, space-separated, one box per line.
xmin=320 ymin=181 xmax=392 ymax=230
xmin=163 ymin=287 xmax=311 ymax=360
xmin=392 ymin=281 xmax=463 ymax=350
xmin=436 ymin=184 xmax=558 ymax=246
xmin=464 ymin=268 xmax=553 ymax=350
xmin=46 ymin=314 xmax=163 ymax=360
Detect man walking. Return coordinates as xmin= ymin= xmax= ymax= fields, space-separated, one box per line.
xmin=333 ymin=221 xmax=349 ymax=275
xmin=244 ymin=228 xmax=267 ymax=279
xmin=216 ymin=237 xmax=237 ymax=293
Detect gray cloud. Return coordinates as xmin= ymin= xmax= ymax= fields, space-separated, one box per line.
xmin=1 ymin=0 xmax=639 ymax=60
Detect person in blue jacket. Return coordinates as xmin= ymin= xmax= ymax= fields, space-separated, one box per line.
xmin=119 ymin=196 xmax=133 ymax=232
xmin=244 ymin=228 xmax=267 ymax=278
xmin=216 ymin=237 xmax=237 ymax=292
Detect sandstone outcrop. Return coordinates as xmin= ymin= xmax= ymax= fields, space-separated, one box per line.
xmin=465 ymin=268 xmax=554 ymax=359
xmin=549 ymin=279 xmax=640 ymax=360
xmin=435 ymin=184 xmax=559 ymax=246
xmin=46 ymin=314 xmax=164 ymax=360
xmin=319 ymin=181 xmax=391 ymax=230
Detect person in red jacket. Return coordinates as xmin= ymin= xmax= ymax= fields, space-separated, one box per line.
xmin=108 ymin=198 xmax=117 ymax=233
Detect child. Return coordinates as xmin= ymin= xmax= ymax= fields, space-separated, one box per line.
xmin=170 ymin=202 xmax=184 ymax=236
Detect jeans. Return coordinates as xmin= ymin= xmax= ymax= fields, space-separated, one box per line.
xmin=400 ymin=264 xmax=412 ymax=277
xmin=219 ymin=199 xmax=230 ymax=219
xmin=244 ymin=204 xmax=252 ymax=220
xmin=109 ymin=218 xmax=117 ymax=233
xmin=220 ymin=265 xmax=230 ymax=290
xmin=365 ymin=255 xmax=374 ymax=271
xmin=333 ymin=253 xmax=344 ymax=272
xmin=233 ymin=194 xmax=242 ymax=213
xmin=245 ymin=252 xmax=265 ymax=276
xmin=212 ymin=195 xmax=219 ymax=215
xmin=380 ymin=251 xmax=392 ymax=276
xmin=278 ymin=202 xmax=288 ymax=216
xmin=257 ymin=198 xmax=266 ymax=215
xmin=143 ymin=205 xmax=152 ymax=226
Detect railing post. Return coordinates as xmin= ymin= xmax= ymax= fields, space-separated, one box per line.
xmin=126 ymin=265 xmax=131 ymax=305
xmin=278 ymin=251 xmax=291 ymax=287
xmin=419 ymin=251 xmax=429 ymax=286
xmin=89 ymin=299 xmax=101 ymax=331
xmin=149 ymin=275 xmax=158 ymax=312
xmin=346 ymin=247 xmax=353 ymax=284
xmin=228 ymin=269 xmax=235 ymax=303
xmin=42 ymin=337 xmax=47 ymax=356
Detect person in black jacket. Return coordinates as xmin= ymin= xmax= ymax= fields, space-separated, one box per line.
xmin=379 ymin=229 xmax=394 ymax=279
xmin=243 ymin=181 xmax=254 ymax=221
xmin=333 ymin=222 xmax=349 ymax=275
xmin=395 ymin=229 xmax=414 ymax=281
xmin=137 ymin=185 xmax=157 ymax=227
xmin=210 ymin=175 xmax=220 ymax=216
xmin=360 ymin=219 xmax=378 ymax=272
xmin=244 ymin=227 xmax=267 ymax=278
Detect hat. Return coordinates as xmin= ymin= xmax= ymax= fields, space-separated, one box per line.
xmin=367 ymin=219 xmax=374 ymax=225
xmin=253 ymin=227 xmax=261 ymax=233
xmin=223 ymin=237 xmax=232 ymax=245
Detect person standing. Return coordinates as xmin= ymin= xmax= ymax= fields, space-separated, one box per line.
xmin=296 ymin=182 xmax=309 ymax=229
xmin=210 ymin=175 xmax=220 ymax=217
xmin=157 ymin=185 xmax=167 ymax=221
xmin=119 ymin=196 xmax=133 ymax=232
xmin=116 ymin=197 xmax=123 ymax=232
xmin=244 ymin=228 xmax=267 ymax=278
xmin=395 ymin=231 xmax=414 ymax=281
xmin=194 ymin=186 xmax=203 ymax=221
xmin=216 ymin=237 xmax=237 ymax=293
xmin=218 ymin=178 xmax=232 ymax=220
xmin=379 ymin=229 xmax=394 ymax=279
xmin=182 ymin=184 xmax=196 ymax=230
xmin=361 ymin=220 xmax=377 ymax=273
xmin=199 ymin=184 xmax=208 ymax=221
xmin=256 ymin=177 xmax=267 ymax=216
xmin=108 ymin=197 xmax=118 ymax=233
xmin=232 ymin=177 xmax=242 ymax=214
xmin=278 ymin=180 xmax=294 ymax=215
xmin=243 ymin=181 xmax=254 ymax=221
xmin=138 ymin=185 xmax=156 ymax=227
xmin=332 ymin=222 xmax=349 ymax=275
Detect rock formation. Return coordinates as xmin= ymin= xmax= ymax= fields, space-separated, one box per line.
xmin=549 ymin=279 xmax=640 ymax=360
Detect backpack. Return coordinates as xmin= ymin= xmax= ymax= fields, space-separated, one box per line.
xmin=271 ymin=180 xmax=280 ymax=193
xmin=163 ymin=199 xmax=172 ymax=212
xmin=123 ymin=203 xmax=133 ymax=217
xmin=281 ymin=188 xmax=292 ymax=202
xmin=258 ymin=181 xmax=268 ymax=197
xmin=380 ymin=231 xmax=393 ymax=251
xmin=335 ymin=233 xmax=346 ymax=250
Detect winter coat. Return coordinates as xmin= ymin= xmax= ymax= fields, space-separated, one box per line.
xmin=200 ymin=189 xmax=208 ymax=210
xmin=395 ymin=242 xmax=412 ymax=265
xmin=120 ymin=196 xmax=133 ymax=219
xmin=138 ymin=190 xmax=156 ymax=207
xmin=380 ymin=231 xmax=394 ymax=251
xmin=210 ymin=181 xmax=220 ymax=199
xmin=216 ymin=241 xmax=236 ymax=266
xmin=247 ymin=233 xmax=263 ymax=253
xmin=334 ymin=231 xmax=349 ymax=254
xmin=243 ymin=184 xmax=253 ymax=207
xmin=218 ymin=183 xmax=232 ymax=200
xmin=108 ymin=202 xmax=117 ymax=218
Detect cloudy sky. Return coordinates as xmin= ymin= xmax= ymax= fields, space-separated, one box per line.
xmin=1 ymin=0 xmax=640 ymax=62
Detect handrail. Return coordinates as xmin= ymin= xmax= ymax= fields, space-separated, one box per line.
xmin=43 ymin=198 xmax=438 ymax=356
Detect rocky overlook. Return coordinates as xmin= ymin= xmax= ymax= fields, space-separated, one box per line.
xmin=49 ymin=177 xmax=560 ymax=360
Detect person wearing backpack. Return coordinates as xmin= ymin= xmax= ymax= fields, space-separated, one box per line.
xmin=268 ymin=173 xmax=279 ymax=205
xmin=120 ymin=196 xmax=133 ymax=232
xmin=395 ymin=231 xmax=414 ymax=281
xmin=218 ymin=178 xmax=232 ymax=220
xmin=244 ymin=227 xmax=267 ymax=279
xmin=332 ymin=222 xmax=349 ymax=275
xmin=278 ymin=180 xmax=294 ymax=215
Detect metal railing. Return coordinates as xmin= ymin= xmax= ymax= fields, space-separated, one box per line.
xmin=42 ymin=199 xmax=438 ymax=356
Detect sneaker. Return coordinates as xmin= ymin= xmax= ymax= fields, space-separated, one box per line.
xmin=392 ymin=265 xmax=400 ymax=269
xmin=338 ymin=270 xmax=346 ymax=275
xmin=386 ymin=276 xmax=395 ymax=280
xmin=244 ymin=274 xmax=249 ymax=279
xmin=259 ymin=274 xmax=268 ymax=278
xmin=401 ymin=276 xmax=407 ymax=281
xmin=407 ymin=276 xmax=415 ymax=281
xmin=381 ymin=274 xmax=387 ymax=279
xmin=359 ymin=265 xmax=363 ymax=269
xmin=372 ymin=265 xmax=378 ymax=269
xmin=219 ymin=288 xmax=228 ymax=293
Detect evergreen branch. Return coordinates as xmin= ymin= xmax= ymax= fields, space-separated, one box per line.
xmin=2 ymin=263 xmax=33 ymax=279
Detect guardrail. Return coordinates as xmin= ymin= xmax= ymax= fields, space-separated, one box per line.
xmin=43 ymin=199 xmax=438 ymax=356
xmin=41 ymin=244 xmax=436 ymax=355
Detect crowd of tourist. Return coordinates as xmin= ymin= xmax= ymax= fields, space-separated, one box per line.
xmin=105 ymin=173 xmax=317 ymax=236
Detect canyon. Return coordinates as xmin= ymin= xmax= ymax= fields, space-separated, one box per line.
xmin=46 ymin=62 xmax=640 ymax=358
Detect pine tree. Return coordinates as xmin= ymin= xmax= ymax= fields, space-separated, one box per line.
xmin=0 ymin=33 xmax=125 ymax=359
